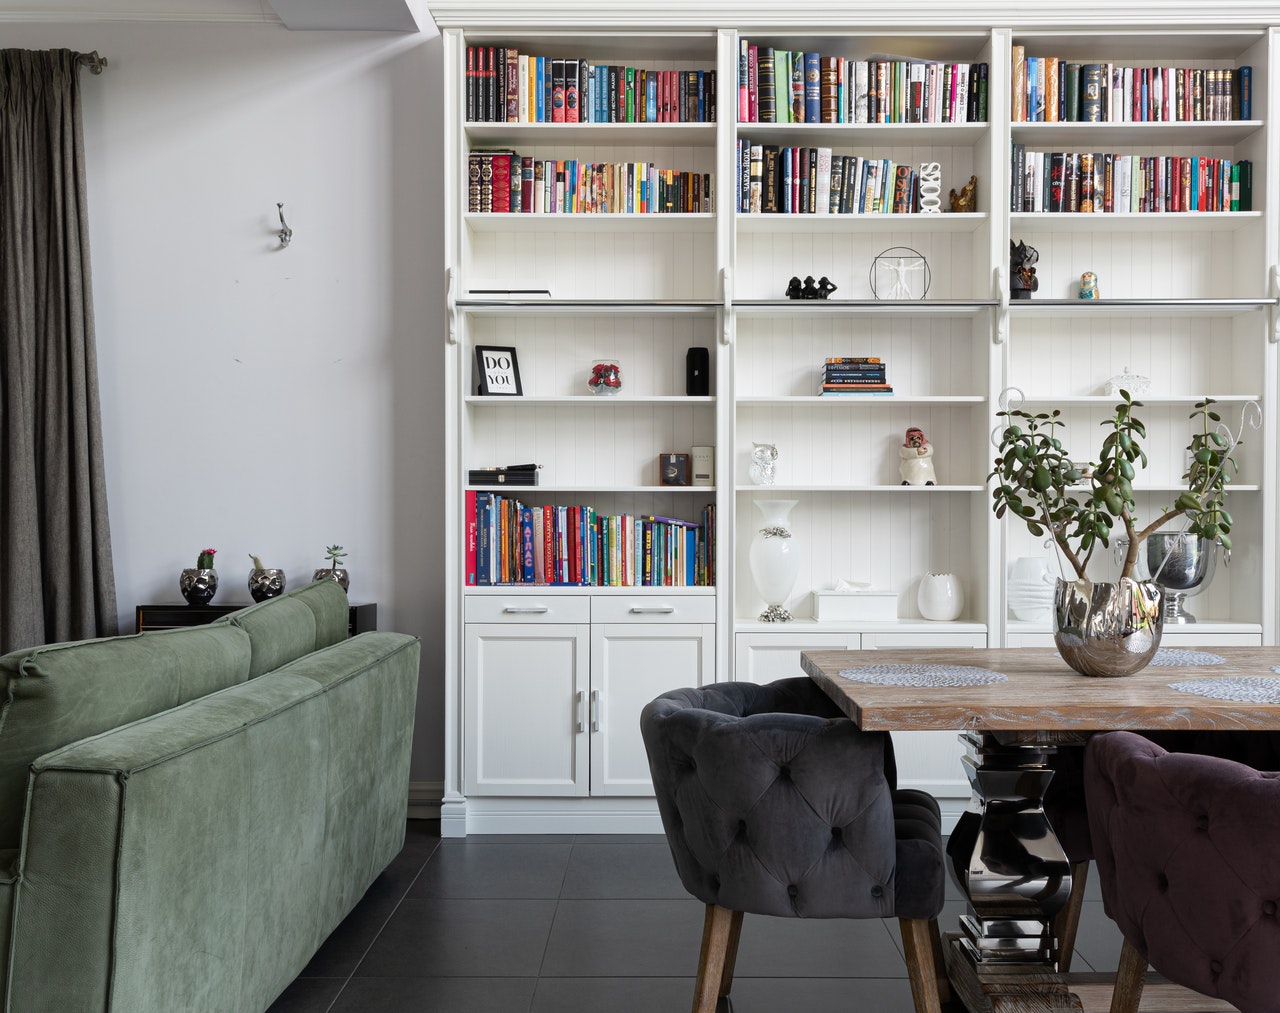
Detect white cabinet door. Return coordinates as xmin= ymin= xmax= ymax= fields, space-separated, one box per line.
xmin=590 ymin=623 xmax=715 ymax=796
xmin=734 ymin=632 xmax=860 ymax=684
xmin=861 ymin=631 xmax=986 ymax=800
xmin=464 ymin=623 xmax=589 ymax=796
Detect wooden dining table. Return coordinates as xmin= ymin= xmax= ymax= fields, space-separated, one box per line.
xmin=802 ymin=645 xmax=1280 ymax=1013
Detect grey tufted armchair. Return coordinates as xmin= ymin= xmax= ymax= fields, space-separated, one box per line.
xmin=640 ymin=677 xmax=950 ymax=1013
xmin=1086 ymin=730 xmax=1280 ymax=1013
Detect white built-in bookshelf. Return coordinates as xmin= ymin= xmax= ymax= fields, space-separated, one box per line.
xmin=435 ymin=4 xmax=1279 ymax=836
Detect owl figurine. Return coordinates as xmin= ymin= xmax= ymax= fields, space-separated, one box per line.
xmin=748 ymin=442 xmax=778 ymax=486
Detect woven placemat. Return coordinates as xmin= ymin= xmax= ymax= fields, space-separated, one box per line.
xmin=1148 ymin=649 xmax=1226 ymax=667
xmin=836 ymin=664 xmax=1008 ymax=688
xmin=1169 ymin=677 xmax=1280 ymax=704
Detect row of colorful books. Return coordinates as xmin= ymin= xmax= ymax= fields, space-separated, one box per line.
xmin=465 ymin=491 xmax=716 ymax=587
xmin=819 ymin=357 xmax=892 ymax=396
xmin=1011 ymin=146 xmax=1252 ymax=214
xmin=1011 ymin=51 xmax=1251 ymax=124
xmin=738 ymin=143 xmax=922 ymax=215
xmin=468 ymin=150 xmax=714 ymax=215
xmin=465 ymin=45 xmax=717 ymax=124
xmin=737 ymin=42 xmax=989 ymax=126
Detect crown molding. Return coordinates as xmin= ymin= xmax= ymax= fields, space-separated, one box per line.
xmin=426 ymin=0 xmax=1280 ymax=30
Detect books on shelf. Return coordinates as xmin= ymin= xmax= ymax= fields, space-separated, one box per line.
xmin=737 ymin=42 xmax=988 ymax=124
xmin=819 ymin=357 xmax=893 ymax=395
xmin=1011 ymin=144 xmax=1251 ymax=213
xmin=737 ymin=144 xmax=924 ymax=214
xmin=469 ymin=150 xmax=714 ymax=214
xmin=466 ymin=45 xmax=716 ymax=124
xmin=1011 ymin=50 xmax=1251 ymax=123
xmin=465 ymin=492 xmax=716 ymax=587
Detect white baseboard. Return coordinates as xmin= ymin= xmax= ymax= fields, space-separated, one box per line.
xmin=408 ymin=784 xmax=970 ymax=837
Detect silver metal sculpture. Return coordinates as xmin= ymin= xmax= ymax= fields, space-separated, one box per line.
xmin=276 ymin=203 xmax=293 ymax=248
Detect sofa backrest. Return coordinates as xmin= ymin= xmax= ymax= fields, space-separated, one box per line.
xmin=220 ymin=579 xmax=350 ymax=679
xmin=0 ymin=623 xmax=253 ymax=852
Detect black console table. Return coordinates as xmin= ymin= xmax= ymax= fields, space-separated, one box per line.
xmin=136 ymin=602 xmax=377 ymax=637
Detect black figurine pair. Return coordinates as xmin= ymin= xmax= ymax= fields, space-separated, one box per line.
xmin=785 ymin=275 xmax=838 ymax=300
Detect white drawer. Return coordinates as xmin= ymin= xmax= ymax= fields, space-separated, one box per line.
xmin=464 ymin=595 xmax=591 ymax=623
xmin=591 ymin=595 xmax=716 ymax=624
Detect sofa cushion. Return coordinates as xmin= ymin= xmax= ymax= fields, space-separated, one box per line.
xmin=222 ymin=579 xmax=350 ymax=679
xmin=0 ymin=623 xmax=252 ymax=851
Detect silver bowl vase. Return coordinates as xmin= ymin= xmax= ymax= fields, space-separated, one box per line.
xmin=313 ymin=567 xmax=350 ymax=592
xmin=248 ymin=567 xmax=286 ymax=602
xmin=1143 ymin=532 xmax=1217 ymax=624
xmin=179 ymin=567 xmax=218 ymax=606
xmin=1053 ymin=577 xmax=1163 ymax=677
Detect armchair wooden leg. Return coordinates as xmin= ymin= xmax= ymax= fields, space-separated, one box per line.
xmin=1110 ymin=936 xmax=1147 ymax=1013
xmin=717 ymin=909 xmax=744 ymax=998
xmin=899 ymin=917 xmax=948 ymax=1013
xmin=692 ymin=903 xmax=739 ymax=1013
xmin=1053 ymin=860 xmax=1090 ymax=973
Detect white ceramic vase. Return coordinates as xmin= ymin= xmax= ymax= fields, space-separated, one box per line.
xmin=748 ymin=499 xmax=800 ymax=622
xmin=918 ymin=572 xmax=964 ymax=621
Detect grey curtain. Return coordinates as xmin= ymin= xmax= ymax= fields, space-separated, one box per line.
xmin=1 ymin=49 xmax=116 ymax=652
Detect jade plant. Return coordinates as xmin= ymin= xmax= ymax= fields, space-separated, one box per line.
xmin=990 ymin=393 xmax=1243 ymax=581
xmin=196 ymin=548 xmax=217 ymax=569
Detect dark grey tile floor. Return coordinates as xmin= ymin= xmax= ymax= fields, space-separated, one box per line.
xmin=267 ymin=820 xmax=1127 ymax=1013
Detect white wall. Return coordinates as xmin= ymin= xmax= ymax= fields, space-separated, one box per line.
xmin=3 ymin=22 xmax=447 ymax=789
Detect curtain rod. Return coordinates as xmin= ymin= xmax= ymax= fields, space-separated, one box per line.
xmin=76 ymin=51 xmax=107 ymax=74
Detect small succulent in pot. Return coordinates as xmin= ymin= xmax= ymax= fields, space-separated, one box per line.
xmin=181 ymin=548 xmax=219 ymax=605
xmin=313 ymin=544 xmax=350 ymax=592
xmin=196 ymin=548 xmax=216 ymax=569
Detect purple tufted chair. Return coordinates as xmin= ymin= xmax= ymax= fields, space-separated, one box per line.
xmin=640 ymin=677 xmax=950 ymax=1013
xmin=1085 ymin=729 xmax=1280 ymax=1013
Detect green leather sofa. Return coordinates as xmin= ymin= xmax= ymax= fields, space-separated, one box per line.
xmin=0 ymin=579 xmax=420 ymax=1012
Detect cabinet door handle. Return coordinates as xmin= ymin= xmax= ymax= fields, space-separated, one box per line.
xmin=502 ymin=605 xmax=549 ymax=614
xmin=629 ymin=606 xmax=675 ymax=614
xmin=590 ymin=689 xmax=601 ymax=733
xmin=575 ymin=691 xmax=585 ymax=734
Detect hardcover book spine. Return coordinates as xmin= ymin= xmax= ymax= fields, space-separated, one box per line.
xmin=466 ymin=45 xmax=477 ymax=122
xmin=465 ymin=489 xmax=477 ymax=586
xmin=565 ymin=58 xmax=580 ymax=123
xmin=820 ymin=56 xmax=839 ymax=123
xmin=1080 ymin=64 xmax=1103 ymax=122
xmin=804 ymin=52 xmax=820 ymax=124
xmin=758 ymin=47 xmax=776 ymax=123
xmin=551 ymin=58 xmax=566 ymax=122
xmin=506 ymin=48 xmax=519 ymax=121
xmin=739 ymin=39 xmax=750 ymax=121
xmin=791 ymin=51 xmax=805 ymax=122
xmin=1011 ymin=44 xmax=1026 ymax=122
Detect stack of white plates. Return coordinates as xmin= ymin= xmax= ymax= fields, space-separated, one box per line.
xmin=1008 ymin=578 xmax=1055 ymax=622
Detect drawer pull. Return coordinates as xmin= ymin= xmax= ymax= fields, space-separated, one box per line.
xmin=591 ymin=689 xmax=601 ymax=732
xmin=575 ymin=691 xmax=585 ymax=734
xmin=629 ymin=606 xmax=675 ymax=614
xmin=503 ymin=605 xmax=549 ymax=614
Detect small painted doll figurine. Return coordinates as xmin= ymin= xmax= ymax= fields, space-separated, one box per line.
xmin=899 ymin=427 xmax=937 ymax=486
xmin=1078 ymin=271 xmax=1099 ymax=299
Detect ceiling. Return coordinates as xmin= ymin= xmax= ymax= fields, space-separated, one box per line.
xmin=0 ymin=0 xmax=432 ymax=32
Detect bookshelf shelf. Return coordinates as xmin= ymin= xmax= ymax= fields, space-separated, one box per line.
xmin=735 ymin=299 xmax=996 ymax=318
xmin=1009 ymin=211 xmax=1262 ymax=232
xmin=457 ymin=298 xmax=720 ymax=315
xmin=734 ymin=484 xmax=986 ymax=493
xmin=465 ymin=395 xmax=716 ymax=406
xmin=1010 ymin=119 xmax=1265 ymax=147
xmin=471 ymin=484 xmax=717 ymax=493
xmin=1012 ymin=394 xmax=1262 ymax=405
xmin=735 ymin=122 xmax=988 ymax=146
xmin=1008 ymin=298 xmax=1276 ymax=317
xmin=464 ymin=211 xmax=717 ymax=233
xmin=737 ymin=211 xmax=988 ymax=234
xmin=737 ymin=395 xmax=986 ymax=405
xmin=465 ymin=121 xmax=717 ymax=146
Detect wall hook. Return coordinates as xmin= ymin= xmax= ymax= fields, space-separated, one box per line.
xmin=276 ymin=203 xmax=293 ymax=248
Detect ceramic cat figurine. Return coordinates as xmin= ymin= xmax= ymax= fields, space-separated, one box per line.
xmin=748 ymin=442 xmax=778 ymax=486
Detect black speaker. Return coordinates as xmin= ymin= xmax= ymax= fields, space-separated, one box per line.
xmin=686 ymin=347 xmax=710 ymax=396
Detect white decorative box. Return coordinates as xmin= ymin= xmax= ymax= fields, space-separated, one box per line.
xmin=811 ymin=591 xmax=898 ymax=622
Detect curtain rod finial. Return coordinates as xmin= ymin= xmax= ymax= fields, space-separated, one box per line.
xmin=77 ymin=51 xmax=108 ymax=74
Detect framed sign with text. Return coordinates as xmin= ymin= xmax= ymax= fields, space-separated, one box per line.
xmin=475 ymin=345 xmax=523 ymax=396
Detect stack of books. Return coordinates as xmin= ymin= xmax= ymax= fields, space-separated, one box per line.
xmin=819 ymin=357 xmax=893 ymax=396
xmin=468 ymin=463 xmax=540 ymax=486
